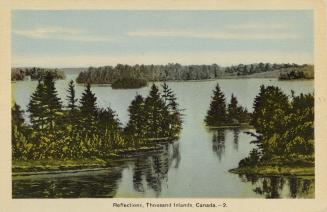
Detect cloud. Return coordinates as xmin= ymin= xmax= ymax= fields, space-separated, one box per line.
xmin=127 ymin=30 xmax=300 ymax=40
xmin=226 ymin=23 xmax=289 ymax=30
xmin=13 ymin=51 xmax=312 ymax=68
xmin=13 ymin=26 xmax=114 ymax=42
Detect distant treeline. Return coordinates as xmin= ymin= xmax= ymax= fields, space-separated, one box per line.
xmin=278 ymin=65 xmax=314 ymax=80
xmin=11 ymin=67 xmax=66 ymax=81
xmin=76 ymin=63 xmax=303 ymax=84
xmin=111 ymin=78 xmax=147 ymax=89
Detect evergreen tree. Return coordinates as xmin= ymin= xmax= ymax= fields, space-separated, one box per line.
xmin=80 ymin=83 xmax=97 ymax=117
xmin=27 ymin=80 xmax=47 ymax=131
xmin=65 ymin=80 xmax=79 ymax=136
xmin=205 ymin=83 xmax=227 ymax=126
xmin=161 ymin=83 xmax=183 ymax=137
xmin=43 ymin=72 xmax=63 ymax=131
xmin=66 ymin=80 xmax=78 ymax=111
xmin=79 ymin=83 xmax=98 ymax=134
xmin=144 ymin=84 xmax=170 ymax=138
xmin=125 ymin=94 xmax=147 ymax=138
xmin=12 ymin=103 xmax=25 ymax=128
xmin=227 ymin=94 xmax=238 ymax=123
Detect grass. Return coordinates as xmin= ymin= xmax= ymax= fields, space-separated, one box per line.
xmin=12 ymin=143 xmax=168 ymax=174
xmin=12 ymin=158 xmax=108 ymax=173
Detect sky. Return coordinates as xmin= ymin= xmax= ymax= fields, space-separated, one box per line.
xmin=12 ymin=10 xmax=313 ymax=68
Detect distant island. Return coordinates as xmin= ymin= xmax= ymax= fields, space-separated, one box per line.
xmin=75 ymin=63 xmax=313 ymax=88
xmin=11 ymin=67 xmax=66 ymax=81
xmin=278 ymin=64 xmax=314 ymax=80
xmin=111 ymin=77 xmax=147 ymax=89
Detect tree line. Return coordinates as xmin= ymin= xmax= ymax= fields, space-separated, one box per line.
xmin=12 ymin=73 xmax=182 ymax=161
xmin=11 ymin=68 xmax=66 ymax=81
xmin=76 ymin=63 xmax=302 ymax=84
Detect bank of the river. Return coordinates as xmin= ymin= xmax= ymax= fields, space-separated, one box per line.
xmin=229 ymin=165 xmax=314 ymax=176
xmin=205 ymin=123 xmax=253 ymax=129
xmin=12 ymin=140 xmax=174 ymax=174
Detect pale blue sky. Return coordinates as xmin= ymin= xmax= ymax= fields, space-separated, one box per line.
xmin=12 ymin=10 xmax=313 ymax=67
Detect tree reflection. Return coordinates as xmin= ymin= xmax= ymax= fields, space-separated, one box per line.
xmin=233 ymin=129 xmax=240 ymax=151
xmin=239 ymin=174 xmax=314 ymax=198
xmin=132 ymin=141 xmax=180 ymax=196
xmin=13 ymin=169 xmax=123 ymax=198
xmin=212 ymin=129 xmax=226 ymax=161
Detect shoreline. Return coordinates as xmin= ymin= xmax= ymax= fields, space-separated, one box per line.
xmin=12 ymin=139 xmax=175 ymax=175
xmin=229 ymin=165 xmax=314 ymax=177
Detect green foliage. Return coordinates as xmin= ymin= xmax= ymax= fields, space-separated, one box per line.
xmin=13 ymin=80 xmax=182 ymax=162
xmin=241 ymin=86 xmax=314 ymax=168
xmin=125 ymin=83 xmax=183 ymax=140
xmin=11 ymin=67 xmax=65 ymax=81
xmin=279 ymin=65 xmax=314 ymax=80
xmin=111 ymin=77 xmax=147 ymax=89
xmin=205 ymin=84 xmax=249 ymax=127
xmin=144 ymin=84 xmax=171 ymax=138
xmin=76 ymin=63 xmax=300 ymax=84
xmin=205 ymin=83 xmax=228 ymax=126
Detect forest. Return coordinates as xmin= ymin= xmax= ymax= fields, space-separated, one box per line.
xmin=75 ymin=63 xmax=302 ymax=85
xmin=11 ymin=67 xmax=66 ymax=81
xmin=12 ymin=72 xmax=182 ymax=162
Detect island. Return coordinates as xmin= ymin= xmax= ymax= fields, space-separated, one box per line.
xmin=11 ymin=67 xmax=66 ymax=81
xmin=228 ymin=85 xmax=314 ymax=176
xmin=204 ymin=83 xmax=251 ymax=128
xmin=278 ymin=64 xmax=314 ymax=80
xmin=12 ymin=73 xmax=183 ymax=172
xmin=75 ymin=63 xmax=311 ymax=89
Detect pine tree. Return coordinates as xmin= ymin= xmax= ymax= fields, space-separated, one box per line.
xmin=66 ymin=80 xmax=78 ymax=111
xmin=144 ymin=84 xmax=169 ymax=138
xmin=79 ymin=83 xmax=98 ymax=134
xmin=27 ymin=80 xmax=47 ymax=131
xmin=205 ymin=83 xmax=227 ymax=126
xmin=80 ymin=83 xmax=97 ymax=117
xmin=66 ymin=80 xmax=79 ymax=135
xmin=12 ymin=103 xmax=25 ymax=128
xmin=227 ymin=94 xmax=238 ymax=123
xmin=125 ymin=94 xmax=146 ymax=138
xmin=161 ymin=83 xmax=183 ymax=137
xmin=43 ymin=72 xmax=63 ymax=131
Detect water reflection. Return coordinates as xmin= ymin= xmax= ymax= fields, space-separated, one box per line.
xmin=233 ymin=129 xmax=240 ymax=151
xmin=212 ymin=129 xmax=226 ymax=161
xmin=132 ymin=142 xmax=180 ymax=196
xmin=13 ymin=142 xmax=180 ymax=198
xmin=239 ymin=174 xmax=314 ymax=198
xmin=13 ymin=169 xmax=123 ymax=198
xmin=210 ymin=129 xmax=241 ymax=160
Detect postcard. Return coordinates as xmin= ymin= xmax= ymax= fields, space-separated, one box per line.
xmin=0 ymin=0 xmax=326 ymax=211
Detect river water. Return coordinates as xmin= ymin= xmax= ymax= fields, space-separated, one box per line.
xmin=12 ymin=75 xmax=314 ymax=198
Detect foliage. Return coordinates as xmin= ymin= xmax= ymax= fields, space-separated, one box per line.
xmin=279 ymin=65 xmax=314 ymax=80
xmin=240 ymin=86 xmax=314 ymax=167
xmin=125 ymin=83 xmax=183 ymax=140
xmin=76 ymin=63 xmax=301 ymax=84
xmin=111 ymin=77 xmax=147 ymax=89
xmin=11 ymin=67 xmax=65 ymax=81
xmin=205 ymin=84 xmax=250 ymax=126
xmin=13 ymin=80 xmax=182 ymax=161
